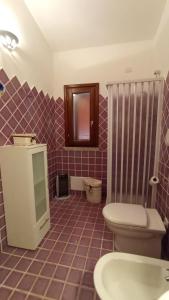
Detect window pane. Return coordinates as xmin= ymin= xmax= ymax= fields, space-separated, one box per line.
xmin=73 ymin=93 xmax=90 ymax=140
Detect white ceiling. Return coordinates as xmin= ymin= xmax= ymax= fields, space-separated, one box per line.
xmin=24 ymin=0 xmax=166 ymax=51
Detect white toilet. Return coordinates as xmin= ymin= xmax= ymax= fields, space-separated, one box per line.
xmin=103 ymin=203 xmax=166 ymax=258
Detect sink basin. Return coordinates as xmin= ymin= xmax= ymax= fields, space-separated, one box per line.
xmin=94 ymin=252 xmax=169 ymax=300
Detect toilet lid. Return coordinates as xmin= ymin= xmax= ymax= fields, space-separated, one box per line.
xmin=103 ymin=203 xmax=147 ymax=228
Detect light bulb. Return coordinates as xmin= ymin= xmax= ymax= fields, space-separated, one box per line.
xmin=0 ymin=30 xmax=19 ymax=50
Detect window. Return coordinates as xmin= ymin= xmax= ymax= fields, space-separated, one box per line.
xmin=64 ymin=83 xmax=99 ymax=147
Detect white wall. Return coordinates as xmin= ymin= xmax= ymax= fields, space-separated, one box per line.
xmin=53 ymin=40 xmax=156 ymax=98
xmin=153 ymin=0 xmax=169 ymax=78
xmin=0 ymin=1 xmax=167 ymax=98
xmin=0 ymin=0 xmax=53 ymax=95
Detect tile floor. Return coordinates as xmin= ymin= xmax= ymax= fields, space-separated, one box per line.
xmin=0 ymin=194 xmax=113 ymax=300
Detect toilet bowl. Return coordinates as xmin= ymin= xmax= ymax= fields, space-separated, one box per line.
xmin=103 ymin=203 xmax=166 ymax=258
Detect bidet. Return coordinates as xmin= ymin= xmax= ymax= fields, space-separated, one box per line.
xmin=94 ymin=252 xmax=169 ymax=300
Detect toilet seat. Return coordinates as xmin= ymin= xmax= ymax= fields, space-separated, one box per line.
xmin=102 ymin=203 xmax=166 ymax=258
xmin=103 ymin=203 xmax=147 ymax=228
xmin=103 ymin=203 xmax=166 ymax=234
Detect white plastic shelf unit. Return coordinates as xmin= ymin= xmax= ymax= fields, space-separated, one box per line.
xmin=0 ymin=144 xmax=50 ymax=250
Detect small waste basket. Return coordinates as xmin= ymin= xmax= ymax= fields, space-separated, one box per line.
xmin=84 ymin=177 xmax=102 ymax=203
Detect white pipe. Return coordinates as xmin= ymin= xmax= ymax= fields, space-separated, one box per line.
xmin=125 ymin=84 xmax=131 ymax=200
xmin=106 ymin=77 xmax=163 ymax=87
xmin=141 ymin=82 xmax=150 ymax=204
xmin=106 ymin=86 xmax=113 ymax=204
xmin=120 ymin=84 xmax=125 ymax=202
xmin=130 ymin=83 xmax=137 ymax=202
xmin=115 ymin=84 xmax=119 ymax=202
xmin=136 ymin=83 xmax=143 ymax=203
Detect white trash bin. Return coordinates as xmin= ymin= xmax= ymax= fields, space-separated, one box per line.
xmin=84 ymin=178 xmax=102 ymax=204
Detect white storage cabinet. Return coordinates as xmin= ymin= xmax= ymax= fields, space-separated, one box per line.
xmin=0 ymin=144 xmax=50 ymax=250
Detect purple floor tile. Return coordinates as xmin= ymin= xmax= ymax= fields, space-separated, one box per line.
xmin=81 ymin=271 xmax=94 ymax=288
xmin=27 ymin=261 xmax=44 ymax=274
xmin=13 ymin=248 xmax=27 ymax=256
xmin=2 ymin=245 xmax=15 ymax=254
xmin=23 ymin=250 xmax=38 ymax=259
xmin=4 ymin=255 xmax=20 ymax=268
xmin=0 ymin=195 xmax=109 ymax=299
xmin=88 ymin=247 xmax=100 ymax=259
xmin=15 ymin=258 xmax=32 ymax=271
xmin=4 ymin=270 xmax=23 ymax=287
xmin=40 ymin=262 xmax=56 ymax=277
xmin=65 ymin=244 xmax=77 ymax=254
xmin=18 ymin=274 xmax=36 ymax=291
xmin=10 ymin=291 xmax=27 ymax=300
xmin=54 ymin=265 xmax=69 ymax=280
xmin=69 ymin=234 xmax=79 ymax=244
xmin=85 ymin=258 xmax=97 ymax=271
xmin=58 ymin=233 xmax=70 ymax=242
xmin=80 ymin=237 xmax=91 ymax=246
xmin=54 ymin=241 xmax=66 ymax=252
xmin=67 ymin=269 xmax=82 ymax=284
xmin=72 ymin=227 xmax=83 ymax=235
xmin=100 ymin=249 xmax=111 ymax=256
xmin=42 ymin=239 xmax=55 ymax=250
xmin=0 ymin=287 xmax=12 ymax=300
xmin=83 ymin=229 xmax=93 ymax=237
xmin=47 ymin=231 xmax=60 ymax=240
xmin=62 ymin=284 xmax=78 ymax=300
xmin=103 ymin=232 xmax=112 ymax=240
xmin=35 ymin=249 xmax=50 ymax=261
xmin=102 ymin=240 xmax=113 ymax=250
xmin=91 ymin=238 xmax=102 ymax=248
xmin=0 ymin=267 xmax=10 ymax=284
xmin=72 ymin=256 xmax=86 ymax=269
xmin=0 ymin=253 xmax=10 ymax=265
xmin=60 ymin=253 xmax=74 ymax=266
xmin=77 ymin=245 xmax=88 ymax=256
xmin=31 ymin=277 xmax=49 ymax=295
xmin=92 ymin=230 xmax=103 ymax=239
xmin=79 ymin=287 xmax=94 ymax=300
xmin=48 ymin=250 xmax=62 ymax=263
xmin=27 ymin=295 xmax=40 ymax=300
xmin=46 ymin=280 xmax=64 ymax=299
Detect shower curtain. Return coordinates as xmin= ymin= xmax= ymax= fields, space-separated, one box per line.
xmin=107 ymin=79 xmax=163 ymax=207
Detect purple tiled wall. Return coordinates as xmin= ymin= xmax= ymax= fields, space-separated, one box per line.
xmin=0 ymin=69 xmax=108 ymax=251
xmin=0 ymin=69 xmax=57 ymax=250
xmin=156 ymin=73 xmax=169 ymax=219
xmin=55 ymin=96 xmax=107 ymax=193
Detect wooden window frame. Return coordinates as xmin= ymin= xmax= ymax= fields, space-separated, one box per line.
xmin=64 ymin=83 xmax=99 ymax=147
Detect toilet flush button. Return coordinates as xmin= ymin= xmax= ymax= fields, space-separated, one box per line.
xmin=165 ymin=129 xmax=169 ymax=146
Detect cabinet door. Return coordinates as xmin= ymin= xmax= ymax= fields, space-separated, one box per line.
xmin=32 ymin=151 xmax=47 ymax=221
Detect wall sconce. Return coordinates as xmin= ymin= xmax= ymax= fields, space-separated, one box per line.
xmin=0 ymin=30 xmax=19 ymax=50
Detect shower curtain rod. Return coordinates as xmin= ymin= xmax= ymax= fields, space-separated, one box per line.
xmin=106 ymin=77 xmax=163 ymax=88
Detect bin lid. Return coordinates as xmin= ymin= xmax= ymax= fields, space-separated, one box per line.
xmin=84 ymin=177 xmax=102 ymax=187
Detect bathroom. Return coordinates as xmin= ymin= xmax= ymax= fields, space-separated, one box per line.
xmin=0 ymin=0 xmax=169 ymax=299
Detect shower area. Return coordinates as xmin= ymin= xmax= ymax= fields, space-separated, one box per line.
xmin=107 ymin=78 xmax=163 ymax=208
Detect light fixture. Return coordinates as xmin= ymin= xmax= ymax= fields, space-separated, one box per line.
xmin=0 ymin=30 xmax=19 ymax=50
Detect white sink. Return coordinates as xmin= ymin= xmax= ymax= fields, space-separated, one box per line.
xmin=94 ymin=252 xmax=169 ymax=300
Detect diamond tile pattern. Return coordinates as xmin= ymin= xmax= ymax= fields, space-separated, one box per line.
xmin=0 ymin=194 xmax=111 ymax=299
xmin=156 ymin=74 xmax=169 ymax=219
xmin=0 ymin=69 xmax=108 ymax=257
xmin=0 ymin=69 xmax=57 ymax=251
